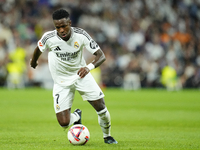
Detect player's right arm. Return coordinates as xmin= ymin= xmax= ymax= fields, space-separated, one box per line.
xmin=30 ymin=31 xmax=53 ymax=69
xmin=30 ymin=46 xmax=42 ymax=69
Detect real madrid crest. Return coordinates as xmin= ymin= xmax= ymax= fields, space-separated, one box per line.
xmin=56 ymin=105 xmax=60 ymax=111
xmin=74 ymin=42 xmax=79 ymax=49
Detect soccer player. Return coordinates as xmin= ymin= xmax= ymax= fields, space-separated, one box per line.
xmin=30 ymin=8 xmax=117 ymax=144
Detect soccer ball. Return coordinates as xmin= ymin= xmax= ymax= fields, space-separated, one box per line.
xmin=67 ymin=124 xmax=90 ymax=145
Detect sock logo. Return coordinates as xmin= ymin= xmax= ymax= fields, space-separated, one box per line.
xmin=104 ymin=121 xmax=110 ymax=126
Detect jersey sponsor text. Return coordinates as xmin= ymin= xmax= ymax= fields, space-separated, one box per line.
xmin=56 ymin=50 xmax=81 ymax=61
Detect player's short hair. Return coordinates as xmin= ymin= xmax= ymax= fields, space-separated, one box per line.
xmin=52 ymin=8 xmax=69 ymax=20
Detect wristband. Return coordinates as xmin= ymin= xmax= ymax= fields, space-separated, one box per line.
xmin=86 ymin=63 xmax=95 ymax=71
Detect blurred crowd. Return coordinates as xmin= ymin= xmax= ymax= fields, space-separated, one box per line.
xmin=0 ymin=0 xmax=200 ymax=90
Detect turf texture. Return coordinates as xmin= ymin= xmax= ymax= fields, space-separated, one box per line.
xmin=0 ymin=88 xmax=200 ymax=150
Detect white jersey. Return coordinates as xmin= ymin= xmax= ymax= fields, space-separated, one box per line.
xmin=37 ymin=27 xmax=100 ymax=86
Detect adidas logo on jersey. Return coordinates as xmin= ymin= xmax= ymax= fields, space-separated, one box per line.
xmin=54 ymin=46 xmax=61 ymax=51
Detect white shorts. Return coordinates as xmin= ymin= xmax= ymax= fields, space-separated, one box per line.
xmin=53 ymin=73 xmax=105 ymax=113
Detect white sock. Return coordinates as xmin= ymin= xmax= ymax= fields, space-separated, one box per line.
xmin=97 ymin=107 xmax=111 ymax=138
xmin=62 ymin=112 xmax=80 ymax=130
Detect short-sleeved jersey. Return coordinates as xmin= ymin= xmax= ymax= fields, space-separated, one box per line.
xmin=37 ymin=27 xmax=100 ymax=86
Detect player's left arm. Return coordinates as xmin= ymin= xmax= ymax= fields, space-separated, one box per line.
xmin=78 ymin=49 xmax=106 ymax=78
xmin=92 ymin=49 xmax=106 ymax=68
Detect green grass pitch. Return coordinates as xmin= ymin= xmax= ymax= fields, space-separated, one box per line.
xmin=0 ymin=88 xmax=200 ymax=150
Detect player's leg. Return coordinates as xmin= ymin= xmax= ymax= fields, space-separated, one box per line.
xmin=88 ymin=99 xmax=118 ymax=144
xmin=56 ymin=108 xmax=81 ymax=128
xmin=53 ymin=84 xmax=81 ymax=129
xmin=75 ymin=73 xmax=117 ymax=144
xmin=87 ymin=98 xmax=110 ymax=137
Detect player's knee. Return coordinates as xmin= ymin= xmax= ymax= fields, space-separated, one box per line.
xmin=58 ymin=118 xmax=70 ymax=127
xmin=56 ymin=109 xmax=71 ymax=127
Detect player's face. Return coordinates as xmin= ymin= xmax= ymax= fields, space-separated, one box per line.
xmin=53 ymin=18 xmax=71 ymax=41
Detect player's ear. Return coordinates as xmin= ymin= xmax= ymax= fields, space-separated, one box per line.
xmin=69 ymin=20 xmax=72 ymax=26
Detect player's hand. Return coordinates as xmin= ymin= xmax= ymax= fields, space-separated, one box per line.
xmin=77 ymin=67 xmax=90 ymax=78
xmin=30 ymin=59 xmax=38 ymax=69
